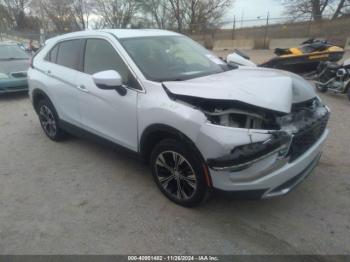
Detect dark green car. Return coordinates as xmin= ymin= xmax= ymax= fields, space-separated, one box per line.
xmin=0 ymin=42 xmax=30 ymax=94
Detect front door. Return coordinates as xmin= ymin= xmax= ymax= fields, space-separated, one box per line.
xmin=76 ymin=38 xmax=139 ymax=151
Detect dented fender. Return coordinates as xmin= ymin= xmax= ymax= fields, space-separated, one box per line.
xmin=196 ymin=123 xmax=281 ymax=160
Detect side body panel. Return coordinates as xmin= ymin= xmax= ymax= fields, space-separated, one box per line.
xmin=76 ymin=72 xmax=138 ymax=151
xmin=28 ymin=41 xmax=82 ymax=125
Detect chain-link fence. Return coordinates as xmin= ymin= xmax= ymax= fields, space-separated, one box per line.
xmin=189 ymin=15 xmax=350 ymax=49
xmin=1 ymin=15 xmax=350 ymax=50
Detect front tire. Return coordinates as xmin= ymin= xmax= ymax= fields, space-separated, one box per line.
xmin=37 ymin=99 xmax=66 ymax=141
xmin=150 ymin=139 xmax=209 ymax=207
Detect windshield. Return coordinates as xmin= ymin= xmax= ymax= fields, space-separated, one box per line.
xmin=0 ymin=45 xmax=29 ymax=60
xmin=120 ymin=36 xmax=230 ymax=82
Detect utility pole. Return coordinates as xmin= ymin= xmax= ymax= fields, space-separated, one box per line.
xmin=232 ymin=15 xmax=236 ymax=40
xmin=263 ymin=12 xmax=270 ymax=49
xmin=307 ymin=16 xmax=313 ymax=38
xmin=0 ymin=19 xmax=3 ymax=41
xmin=39 ymin=0 xmax=46 ymax=45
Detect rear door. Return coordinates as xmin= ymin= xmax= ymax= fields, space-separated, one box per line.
xmin=42 ymin=39 xmax=84 ymax=125
xmin=75 ymin=38 xmax=139 ymax=151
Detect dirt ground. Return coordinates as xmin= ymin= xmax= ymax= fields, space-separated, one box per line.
xmin=0 ymin=50 xmax=349 ymax=255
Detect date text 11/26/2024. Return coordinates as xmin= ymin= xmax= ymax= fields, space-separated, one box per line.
xmin=128 ymin=256 xmax=220 ymax=261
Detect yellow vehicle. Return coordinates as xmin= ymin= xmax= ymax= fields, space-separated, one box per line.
xmin=261 ymin=39 xmax=345 ymax=74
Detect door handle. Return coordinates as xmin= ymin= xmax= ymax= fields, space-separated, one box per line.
xmin=77 ymin=85 xmax=89 ymax=93
xmin=47 ymin=70 xmax=51 ymax=76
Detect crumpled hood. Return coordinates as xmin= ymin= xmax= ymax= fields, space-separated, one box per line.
xmin=0 ymin=60 xmax=30 ymax=74
xmin=163 ymin=67 xmax=316 ymax=113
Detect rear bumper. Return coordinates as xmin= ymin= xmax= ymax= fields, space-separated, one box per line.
xmin=209 ymin=129 xmax=328 ymax=199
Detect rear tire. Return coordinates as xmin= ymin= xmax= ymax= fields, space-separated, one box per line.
xmin=37 ymin=99 xmax=66 ymax=141
xmin=150 ymin=139 xmax=209 ymax=207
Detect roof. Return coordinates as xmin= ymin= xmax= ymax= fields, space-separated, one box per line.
xmin=101 ymin=29 xmax=180 ymax=38
xmin=46 ymin=29 xmax=180 ymax=44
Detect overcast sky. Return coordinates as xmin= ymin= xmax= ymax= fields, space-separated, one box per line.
xmin=229 ymin=0 xmax=283 ymax=20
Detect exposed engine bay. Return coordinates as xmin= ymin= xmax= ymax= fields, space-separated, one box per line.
xmin=180 ymin=94 xmax=329 ymax=165
xmin=205 ymin=98 xmax=329 ymax=134
xmin=164 ymin=85 xmax=329 ymax=134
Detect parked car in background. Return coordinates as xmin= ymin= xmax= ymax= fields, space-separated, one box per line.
xmin=0 ymin=42 xmax=30 ymax=94
xmin=28 ymin=30 xmax=329 ymax=207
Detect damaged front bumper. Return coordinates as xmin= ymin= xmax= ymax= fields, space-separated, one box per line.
xmin=196 ymin=109 xmax=330 ymax=199
xmin=207 ymin=131 xmax=292 ymax=172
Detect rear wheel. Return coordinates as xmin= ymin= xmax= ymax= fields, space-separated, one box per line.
xmin=150 ymin=139 xmax=209 ymax=207
xmin=37 ymin=99 xmax=66 ymax=141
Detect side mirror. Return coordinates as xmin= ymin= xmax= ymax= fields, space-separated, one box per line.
xmin=92 ymin=70 xmax=127 ymax=96
xmin=226 ymin=53 xmax=257 ymax=67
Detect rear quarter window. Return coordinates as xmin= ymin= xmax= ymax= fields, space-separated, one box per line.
xmin=45 ymin=44 xmax=59 ymax=63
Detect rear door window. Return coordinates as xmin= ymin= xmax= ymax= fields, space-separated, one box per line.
xmin=56 ymin=39 xmax=83 ymax=70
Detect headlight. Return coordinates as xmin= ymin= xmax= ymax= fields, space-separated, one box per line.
xmin=0 ymin=73 xmax=9 ymax=79
xmin=207 ymin=132 xmax=291 ymax=171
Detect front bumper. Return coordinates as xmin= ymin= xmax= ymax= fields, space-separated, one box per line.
xmin=0 ymin=79 xmax=28 ymax=94
xmin=208 ymin=129 xmax=328 ymax=199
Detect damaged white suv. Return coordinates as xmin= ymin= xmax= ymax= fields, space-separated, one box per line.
xmin=28 ymin=30 xmax=330 ymax=207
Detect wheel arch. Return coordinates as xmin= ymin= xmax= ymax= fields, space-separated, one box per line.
xmin=139 ymin=124 xmax=205 ymax=164
xmin=32 ymin=89 xmax=52 ymax=114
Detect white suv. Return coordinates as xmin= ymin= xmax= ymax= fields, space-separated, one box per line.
xmin=28 ymin=30 xmax=330 ymax=207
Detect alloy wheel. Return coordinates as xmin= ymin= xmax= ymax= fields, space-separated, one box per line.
xmin=154 ymin=151 xmax=197 ymax=200
xmin=39 ymin=105 xmax=57 ymax=138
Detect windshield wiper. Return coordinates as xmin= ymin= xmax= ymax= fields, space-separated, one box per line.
xmin=155 ymin=77 xmax=186 ymax=82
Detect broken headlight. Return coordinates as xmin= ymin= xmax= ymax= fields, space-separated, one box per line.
xmin=207 ymin=132 xmax=291 ymax=171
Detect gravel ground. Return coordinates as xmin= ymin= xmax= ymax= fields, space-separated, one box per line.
xmin=0 ymin=50 xmax=349 ymax=255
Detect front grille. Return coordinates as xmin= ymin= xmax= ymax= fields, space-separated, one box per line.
xmin=288 ymin=113 xmax=329 ymax=162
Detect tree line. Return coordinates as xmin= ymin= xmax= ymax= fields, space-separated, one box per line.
xmin=280 ymin=0 xmax=350 ymax=21
xmin=0 ymin=0 xmax=349 ymax=34
xmin=0 ymin=0 xmax=233 ymax=33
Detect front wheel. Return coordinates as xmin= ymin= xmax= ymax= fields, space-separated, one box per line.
xmin=150 ymin=139 xmax=209 ymax=207
xmin=315 ymin=83 xmax=328 ymax=93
